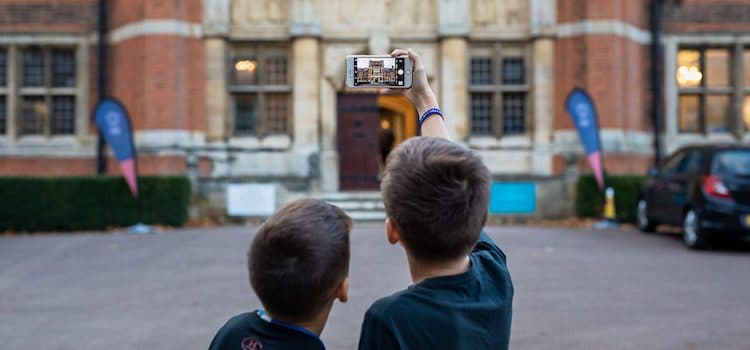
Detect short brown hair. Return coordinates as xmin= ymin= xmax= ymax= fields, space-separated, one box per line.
xmin=248 ymin=199 xmax=351 ymax=321
xmin=381 ymin=137 xmax=490 ymax=262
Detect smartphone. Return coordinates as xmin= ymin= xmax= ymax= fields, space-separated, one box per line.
xmin=346 ymin=55 xmax=412 ymax=88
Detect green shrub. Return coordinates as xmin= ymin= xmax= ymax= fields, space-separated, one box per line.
xmin=0 ymin=176 xmax=190 ymax=232
xmin=575 ymin=174 xmax=646 ymax=223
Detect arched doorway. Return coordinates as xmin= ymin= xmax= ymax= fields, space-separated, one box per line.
xmin=377 ymin=95 xmax=418 ymax=147
xmin=336 ymin=93 xmax=417 ymax=191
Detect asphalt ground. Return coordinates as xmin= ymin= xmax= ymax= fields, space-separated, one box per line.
xmin=1 ymin=224 xmax=749 ymax=349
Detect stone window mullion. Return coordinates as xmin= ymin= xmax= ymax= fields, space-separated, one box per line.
xmin=7 ymin=45 xmax=18 ymax=141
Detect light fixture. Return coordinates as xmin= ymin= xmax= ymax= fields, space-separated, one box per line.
xmin=235 ymin=60 xmax=257 ymax=72
xmin=676 ymin=65 xmax=702 ymax=87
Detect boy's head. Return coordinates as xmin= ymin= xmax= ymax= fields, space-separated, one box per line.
xmin=248 ymin=199 xmax=351 ymax=322
xmin=381 ymin=137 xmax=490 ymax=262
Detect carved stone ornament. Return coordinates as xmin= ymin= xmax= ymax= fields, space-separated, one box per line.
xmin=472 ymin=0 xmax=529 ymax=27
xmin=203 ymin=0 xmax=230 ymax=35
xmin=232 ymin=0 xmax=289 ymax=26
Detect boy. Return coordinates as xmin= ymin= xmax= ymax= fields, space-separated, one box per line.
xmin=210 ymin=199 xmax=351 ymax=350
xmin=358 ymin=49 xmax=514 ymax=349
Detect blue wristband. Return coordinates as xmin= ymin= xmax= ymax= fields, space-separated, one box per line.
xmin=419 ymin=108 xmax=444 ymax=129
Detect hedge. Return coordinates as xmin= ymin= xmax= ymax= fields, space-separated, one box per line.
xmin=0 ymin=176 xmax=190 ymax=232
xmin=575 ymin=174 xmax=646 ymax=223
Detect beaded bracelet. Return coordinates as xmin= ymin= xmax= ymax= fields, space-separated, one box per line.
xmin=418 ymin=108 xmax=444 ymax=129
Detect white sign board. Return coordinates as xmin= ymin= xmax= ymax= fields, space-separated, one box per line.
xmin=226 ymin=183 xmax=276 ymax=216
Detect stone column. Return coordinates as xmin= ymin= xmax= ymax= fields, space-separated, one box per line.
xmin=203 ymin=0 xmax=230 ymax=141
xmin=532 ymin=38 xmax=554 ymax=175
xmin=291 ymin=38 xmax=320 ymax=153
xmin=438 ymin=0 xmax=470 ymax=140
xmin=319 ymin=77 xmax=338 ymax=192
xmin=440 ymin=38 xmax=469 ymax=140
xmin=663 ymin=38 xmax=678 ymax=148
xmin=205 ymin=39 xmax=229 ymax=141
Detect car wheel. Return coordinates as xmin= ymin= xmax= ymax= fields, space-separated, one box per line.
xmin=636 ymin=199 xmax=657 ymax=233
xmin=683 ymin=209 xmax=709 ymax=250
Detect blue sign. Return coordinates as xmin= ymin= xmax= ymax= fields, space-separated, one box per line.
xmin=489 ymin=182 xmax=536 ymax=214
xmin=95 ymin=99 xmax=134 ymax=162
xmin=94 ymin=98 xmax=139 ymax=197
xmin=566 ymin=88 xmax=605 ymax=189
xmin=565 ymin=89 xmax=601 ymax=155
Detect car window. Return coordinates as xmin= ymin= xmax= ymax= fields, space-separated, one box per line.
xmin=662 ymin=150 xmax=702 ymax=176
xmin=662 ymin=150 xmax=687 ymax=176
xmin=712 ymin=150 xmax=750 ymax=177
xmin=681 ymin=151 xmax=703 ymax=174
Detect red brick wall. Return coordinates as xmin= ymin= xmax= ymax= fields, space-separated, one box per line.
xmin=554 ymin=0 xmax=653 ymax=176
xmin=554 ymin=36 xmax=650 ymax=131
xmin=664 ymin=0 xmax=750 ymax=33
xmin=557 ymin=0 xmax=649 ymax=29
xmin=0 ymin=0 xmax=97 ymax=32
xmin=0 ymin=0 xmax=205 ymax=177
xmin=108 ymin=1 xmax=205 ymax=132
xmin=0 ymin=155 xmax=187 ymax=176
xmin=109 ymin=0 xmax=202 ymax=29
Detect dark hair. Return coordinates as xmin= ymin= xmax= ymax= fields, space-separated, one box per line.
xmin=381 ymin=137 xmax=490 ymax=262
xmin=248 ymin=199 xmax=351 ymax=321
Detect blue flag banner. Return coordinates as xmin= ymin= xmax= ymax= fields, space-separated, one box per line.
xmin=94 ymin=98 xmax=138 ymax=197
xmin=565 ymin=88 xmax=605 ymax=189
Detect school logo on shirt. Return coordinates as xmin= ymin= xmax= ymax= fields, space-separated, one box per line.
xmin=241 ymin=337 xmax=263 ymax=350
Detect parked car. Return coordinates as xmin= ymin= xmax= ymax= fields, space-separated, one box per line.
xmin=637 ymin=145 xmax=750 ymax=249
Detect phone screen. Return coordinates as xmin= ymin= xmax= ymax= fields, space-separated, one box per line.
xmin=353 ymin=57 xmax=406 ymax=87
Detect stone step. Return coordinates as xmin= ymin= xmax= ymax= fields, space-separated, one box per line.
xmin=346 ymin=211 xmax=387 ymax=221
xmin=317 ymin=191 xmax=382 ymax=201
xmin=326 ymin=200 xmax=385 ymax=211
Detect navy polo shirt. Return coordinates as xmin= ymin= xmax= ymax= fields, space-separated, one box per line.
xmin=209 ymin=310 xmax=325 ymax=350
xmin=358 ymin=232 xmax=514 ymax=350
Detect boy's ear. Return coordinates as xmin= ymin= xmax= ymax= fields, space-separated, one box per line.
xmin=335 ymin=277 xmax=349 ymax=303
xmin=386 ymin=218 xmax=401 ymax=245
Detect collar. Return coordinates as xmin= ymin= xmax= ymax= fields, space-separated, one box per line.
xmin=255 ymin=310 xmax=326 ymax=349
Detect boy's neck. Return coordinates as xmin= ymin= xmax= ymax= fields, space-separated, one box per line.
xmin=406 ymin=254 xmax=471 ymax=284
xmin=266 ymin=304 xmax=332 ymax=336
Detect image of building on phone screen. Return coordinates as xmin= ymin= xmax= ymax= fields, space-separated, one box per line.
xmin=355 ymin=58 xmax=398 ymax=86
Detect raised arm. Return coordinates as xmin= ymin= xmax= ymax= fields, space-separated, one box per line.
xmin=381 ymin=49 xmax=450 ymax=140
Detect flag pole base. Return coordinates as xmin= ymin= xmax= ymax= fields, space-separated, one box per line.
xmin=594 ymin=220 xmax=619 ymax=230
xmin=128 ymin=222 xmax=152 ymax=234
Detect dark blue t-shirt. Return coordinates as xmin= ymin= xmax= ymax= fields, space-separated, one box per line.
xmin=358 ymin=232 xmax=514 ymax=350
xmin=210 ymin=310 xmax=325 ymax=350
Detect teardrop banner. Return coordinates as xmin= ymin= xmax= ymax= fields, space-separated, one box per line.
xmin=94 ymin=98 xmax=138 ymax=197
xmin=565 ymin=88 xmax=605 ymax=190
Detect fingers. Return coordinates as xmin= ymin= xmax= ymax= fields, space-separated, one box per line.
xmin=390 ymin=48 xmax=425 ymax=71
xmin=406 ymin=49 xmax=425 ymax=71
xmin=389 ymin=49 xmax=409 ymax=57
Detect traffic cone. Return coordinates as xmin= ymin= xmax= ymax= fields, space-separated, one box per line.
xmin=603 ymin=187 xmax=616 ymax=222
xmin=595 ymin=187 xmax=618 ymax=229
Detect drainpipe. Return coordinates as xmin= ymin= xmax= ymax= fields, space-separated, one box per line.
xmin=650 ymin=0 xmax=664 ymax=167
xmin=96 ymin=0 xmax=107 ymax=174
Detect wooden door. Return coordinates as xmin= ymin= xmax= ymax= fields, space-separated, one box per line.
xmin=337 ymin=93 xmax=380 ymax=190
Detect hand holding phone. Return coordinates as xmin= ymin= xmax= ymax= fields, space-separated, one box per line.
xmin=346 ymin=55 xmax=413 ymax=88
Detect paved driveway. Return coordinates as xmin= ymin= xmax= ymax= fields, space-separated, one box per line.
xmin=1 ymin=225 xmax=749 ymax=349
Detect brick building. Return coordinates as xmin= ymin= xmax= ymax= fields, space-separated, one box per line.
xmin=0 ymin=0 xmax=748 ymax=219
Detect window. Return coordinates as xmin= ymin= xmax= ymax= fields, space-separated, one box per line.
xmin=230 ymin=45 xmax=291 ymax=138
xmin=469 ymin=47 xmax=528 ymax=137
xmin=664 ymin=149 xmax=703 ymax=177
xmin=676 ymin=48 xmax=737 ymax=134
xmin=0 ymin=46 xmax=77 ymax=138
